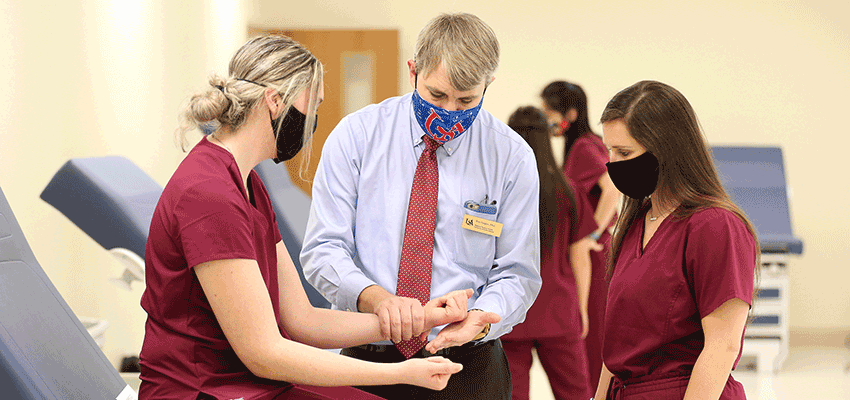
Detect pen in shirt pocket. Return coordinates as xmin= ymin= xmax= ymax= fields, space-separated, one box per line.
xmin=464 ymin=197 xmax=497 ymax=215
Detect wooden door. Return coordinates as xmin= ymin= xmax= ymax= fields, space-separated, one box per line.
xmin=249 ymin=28 xmax=400 ymax=196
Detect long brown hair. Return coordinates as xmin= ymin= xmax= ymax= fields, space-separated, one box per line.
xmin=600 ymin=81 xmax=760 ymax=278
xmin=508 ymin=106 xmax=577 ymax=256
xmin=541 ymin=81 xmax=594 ymax=164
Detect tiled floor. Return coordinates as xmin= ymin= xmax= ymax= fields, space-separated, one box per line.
xmin=528 ymin=346 xmax=850 ymax=399
xmin=122 ymin=346 xmax=850 ymax=398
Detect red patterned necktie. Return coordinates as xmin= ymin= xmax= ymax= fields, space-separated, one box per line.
xmin=395 ymin=135 xmax=441 ymax=358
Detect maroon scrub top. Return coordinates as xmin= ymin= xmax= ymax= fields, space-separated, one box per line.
xmin=504 ymin=185 xmax=597 ymax=340
xmin=138 ymin=137 xmax=290 ymax=399
xmin=603 ymin=207 xmax=756 ymax=381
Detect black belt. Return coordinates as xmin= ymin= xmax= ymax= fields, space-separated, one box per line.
xmin=351 ymin=339 xmax=493 ymax=358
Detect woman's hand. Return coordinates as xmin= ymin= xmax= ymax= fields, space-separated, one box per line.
xmin=420 ymin=289 xmax=474 ymax=340
xmin=579 ymin=306 xmax=590 ymax=339
xmin=397 ymin=357 xmax=463 ymax=390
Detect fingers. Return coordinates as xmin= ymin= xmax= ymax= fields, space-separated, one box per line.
xmin=427 ymin=310 xmax=501 ymax=353
xmin=412 ymin=303 xmax=426 ymax=340
xmin=425 ymin=331 xmax=451 ymax=353
xmin=424 ymin=356 xmax=452 ymax=364
xmin=425 ymin=326 xmax=460 ymax=353
xmin=480 ymin=311 xmax=501 ymax=325
xmin=377 ymin=307 xmax=391 ymax=340
xmin=424 ymin=288 xmax=476 ymax=328
xmin=409 ymin=357 xmax=462 ymax=391
xmin=389 ymin=306 xmax=402 ymax=343
xmin=591 ymin=241 xmax=604 ymax=252
xmin=400 ymin=304 xmax=413 ymax=341
xmin=424 ymin=337 xmax=442 ymax=354
xmin=426 ymin=356 xmax=463 ymax=373
xmin=375 ymin=296 xmax=426 ymax=342
xmin=580 ymin=311 xmax=590 ymax=339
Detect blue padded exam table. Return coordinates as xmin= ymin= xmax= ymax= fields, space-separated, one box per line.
xmin=0 ymin=185 xmax=134 ymax=399
xmin=254 ymin=160 xmax=330 ymax=309
xmin=712 ymin=146 xmax=803 ymax=255
xmin=40 ymin=156 xmax=329 ymax=308
xmin=41 ymin=157 xmax=162 ymax=290
xmin=712 ymin=145 xmax=803 ymax=373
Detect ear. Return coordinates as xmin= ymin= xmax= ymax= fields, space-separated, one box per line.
xmin=263 ymin=87 xmax=282 ymax=117
xmin=567 ymin=108 xmax=579 ymax=123
xmin=407 ymin=59 xmax=417 ymax=90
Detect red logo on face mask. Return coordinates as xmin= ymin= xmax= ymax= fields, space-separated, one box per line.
xmin=425 ymin=109 xmax=465 ymax=142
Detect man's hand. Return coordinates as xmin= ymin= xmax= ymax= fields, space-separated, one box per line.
xmin=372 ymin=295 xmax=426 ymax=343
xmin=359 ymin=286 xmax=476 ymax=343
xmin=424 ymin=309 xmax=501 ymax=353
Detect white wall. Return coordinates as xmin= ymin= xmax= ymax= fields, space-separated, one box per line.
xmin=250 ymin=0 xmax=849 ymax=334
xmin=0 ymin=0 xmax=248 ymax=367
xmin=0 ymin=0 xmax=846 ymax=370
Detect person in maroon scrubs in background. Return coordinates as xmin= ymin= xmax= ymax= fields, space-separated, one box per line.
xmin=593 ymin=80 xmax=758 ymax=400
xmin=501 ymin=106 xmax=600 ymax=400
xmin=540 ymin=81 xmax=619 ymax=389
xmin=138 ymin=35 xmax=468 ymax=400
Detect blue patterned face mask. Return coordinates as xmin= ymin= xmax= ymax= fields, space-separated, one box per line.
xmin=412 ymin=87 xmax=483 ymax=144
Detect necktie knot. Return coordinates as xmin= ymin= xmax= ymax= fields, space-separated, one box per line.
xmin=423 ymin=135 xmax=441 ymax=152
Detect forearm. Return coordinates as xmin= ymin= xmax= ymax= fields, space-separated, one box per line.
xmin=593 ymin=173 xmax=619 ymax=234
xmin=594 ymin=363 xmax=614 ymax=399
xmin=357 ymin=284 xmax=392 ymax=314
xmin=254 ymin=336 xmax=401 ymax=386
xmin=287 ymin=306 xmax=386 ymax=349
xmin=570 ymin=240 xmax=592 ymax=312
xmin=683 ymin=343 xmax=740 ymax=400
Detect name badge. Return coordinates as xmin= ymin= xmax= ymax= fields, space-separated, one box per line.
xmin=462 ymin=214 xmax=503 ymax=237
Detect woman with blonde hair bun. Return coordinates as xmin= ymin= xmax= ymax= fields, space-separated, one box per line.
xmin=139 ymin=35 xmax=467 ymax=400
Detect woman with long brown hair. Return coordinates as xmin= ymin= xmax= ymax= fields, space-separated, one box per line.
xmin=593 ymin=81 xmax=758 ymax=399
xmin=501 ymin=106 xmax=599 ymax=399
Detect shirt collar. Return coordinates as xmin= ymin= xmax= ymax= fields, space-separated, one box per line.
xmin=407 ymin=93 xmax=466 ymax=157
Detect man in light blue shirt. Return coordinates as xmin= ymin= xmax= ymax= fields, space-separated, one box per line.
xmin=301 ymin=13 xmax=541 ymax=399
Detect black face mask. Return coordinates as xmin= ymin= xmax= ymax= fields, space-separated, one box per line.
xmin=605 ymin=151 xmax=659 ymax=199
xmin=271 ymin=107 xmax=318 ymax=163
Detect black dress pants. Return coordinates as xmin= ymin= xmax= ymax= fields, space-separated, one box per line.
xmin=340 ymin=339 xmax=512 ymax=400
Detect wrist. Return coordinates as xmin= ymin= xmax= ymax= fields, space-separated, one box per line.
xmin=385 ymin=361 xmax=407 ymax=386
xmin=588 ymin=231 xmax=602 ymax=241
xmin=357 ymin=285 xmax=386 ymax=313
xmin=468 ymin=309 xmax=490 ymax=341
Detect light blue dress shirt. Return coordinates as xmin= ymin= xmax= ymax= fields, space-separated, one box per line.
xmin=301 ymin=93 xmax=541 ymax=343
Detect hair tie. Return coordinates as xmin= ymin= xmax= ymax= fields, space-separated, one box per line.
xmin=236 ymin=77 xmax=266 ymax=87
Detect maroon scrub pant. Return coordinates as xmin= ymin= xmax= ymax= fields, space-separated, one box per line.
xmin=341 ymin=339 xmax=511 ymax=400
xmin=275 ymin=385 xmax=383 ymax=399
xmin=501 ymin=336 xmax=591 ymax=400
